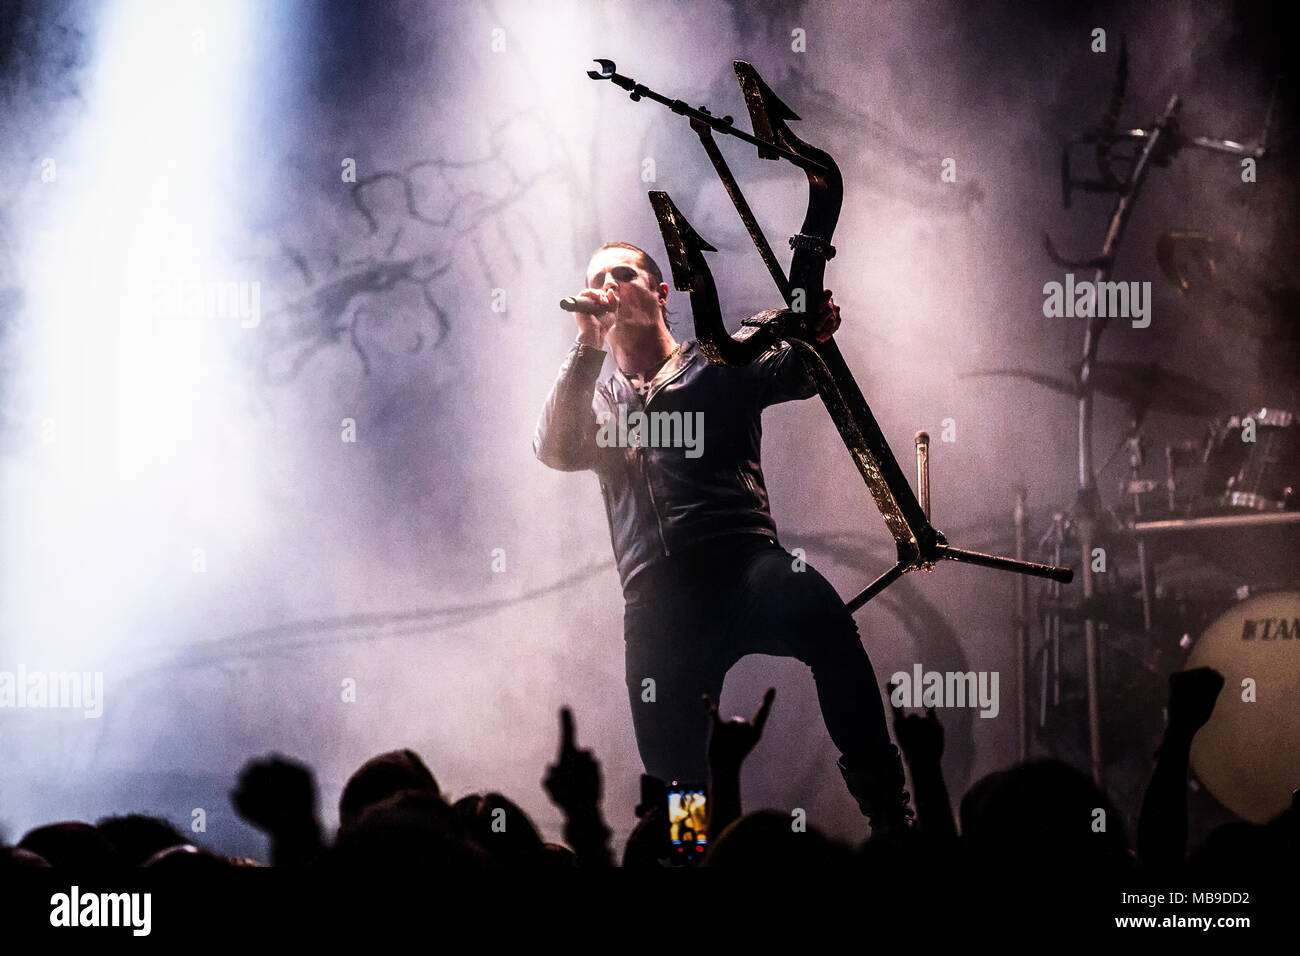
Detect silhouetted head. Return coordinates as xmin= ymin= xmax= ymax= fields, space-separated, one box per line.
xmin=19 ymin=822 xmax=121 ymax=867
xmin=142 ymin=843 xmax=231 ymax=870
xmin=330 ymin=790 xmax=487 ymax=869
xmin=961 ymin=759 xmax=1129 ymax=876
xmin=339 ymin=749 xmax=440 ymax=830
xmin=623 ymin=803 xmax=670 ymax=869
xmin=541 ymin=842 xmax=577 ymax=868
xmin=1189 ymin=786 xmax=1299 ymax=882
xmin=959 ymin=768 xmax=1008 ymax=835
xmin=452 ymin=792 xmax=546 ymax=866
xmin=1 ymin=846 xmax=52 ymax=869
xmin=1189 ymin=821 xmax=1266 ymax=875
xmin=97 ymin=814 xmax=189 ymax=866
xmin=703 ymin=809 xmax=853 ymax=868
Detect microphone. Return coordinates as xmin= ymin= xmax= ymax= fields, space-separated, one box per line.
xmin=559 ymin=296 xmax=609 ymax=315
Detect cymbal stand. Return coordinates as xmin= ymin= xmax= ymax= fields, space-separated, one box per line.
xmin=1015 ymin=487 xmax=1029 ymax=761
xmin=1125 ymin=419 xmax=1155 ymax=633
xmin=1037 ymin=512 xmax=1068 ymax=734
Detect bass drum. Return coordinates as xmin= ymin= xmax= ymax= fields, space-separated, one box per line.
xmin=1186 ymin=591 xmax=1300 ymax=824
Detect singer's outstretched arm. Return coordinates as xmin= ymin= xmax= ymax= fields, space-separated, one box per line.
xmin=533 ymin=341 xmax=607 ymax=472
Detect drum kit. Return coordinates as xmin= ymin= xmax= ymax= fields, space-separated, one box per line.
xmin=985 ymin=231 xmax=1300 ymax=825
xmin=970 ymin=57 xmax=1297 ymax=826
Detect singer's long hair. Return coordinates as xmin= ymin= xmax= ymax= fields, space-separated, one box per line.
xmin=591 ymin=242 xmax=673 ymax=329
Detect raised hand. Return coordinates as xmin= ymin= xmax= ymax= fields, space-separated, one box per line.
xmin=1140 ymin=667 xmax=1225 ymax=868
xmin=230 ymin=754 xmax=318 ymax=836
xmin=1167 ymin=667 xmax=1224 ymax=739
xmin=885 ymin=681 xmax=954 ymax=839
xmin=543 ymin=707 xmax=603 ymax=814
xmin=570 ymin=288 xmax=618 ymax=347
xmin=812 ymin=289 xmax=841 ymax=342
xmin=888 ymin=680 xmax=944 ymax=767
xmin=702 ymin=687 xmax=776 ymax=773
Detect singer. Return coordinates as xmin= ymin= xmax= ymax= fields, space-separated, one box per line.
xmin=533 ymin=241 xmax=914 ymax=835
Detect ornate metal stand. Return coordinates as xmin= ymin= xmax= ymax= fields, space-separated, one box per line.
xmin=588 ymin=59 xmax=1073 ymax=612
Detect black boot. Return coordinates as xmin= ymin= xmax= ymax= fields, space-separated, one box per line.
xmin=837 ymin=748 xmax=915 ymax=839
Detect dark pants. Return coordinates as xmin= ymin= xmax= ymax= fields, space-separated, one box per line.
xmin=623 ymin=533 xmax=896 ymax=785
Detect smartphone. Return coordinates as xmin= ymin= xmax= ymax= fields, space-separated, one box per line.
xmin=667 ymin=781 xmax=707 ymax=865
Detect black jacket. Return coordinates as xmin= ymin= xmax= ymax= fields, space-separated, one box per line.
xmin=533 ymin=338 xmax=816 ymax=589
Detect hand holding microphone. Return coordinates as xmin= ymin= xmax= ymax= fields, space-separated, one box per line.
xmin=562 ymin=287 xmax=618 ymax=348
xmin=559 ymin=295 xmax=609 ymax=315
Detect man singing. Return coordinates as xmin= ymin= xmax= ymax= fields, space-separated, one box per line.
xmin=534 ymin=241 xmax=913 ymax=834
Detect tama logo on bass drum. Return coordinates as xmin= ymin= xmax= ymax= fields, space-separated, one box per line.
xmin=1240 ymin=617 xmax=1300 ymax=640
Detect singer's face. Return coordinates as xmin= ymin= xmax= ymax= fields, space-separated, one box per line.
xmin=585 ymin=248 xmax=667 ymax=331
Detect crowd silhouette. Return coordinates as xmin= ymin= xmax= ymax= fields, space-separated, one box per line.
xmin=3 ymin=665 xmax=1296 ymax=910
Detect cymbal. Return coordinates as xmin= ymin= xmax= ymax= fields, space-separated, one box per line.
xmin=1090 ymin=361 xmax=1225 ymax=415
xmin=1156 ymin=230 xmax=1300 ymax=340
xmin=961 ymin=362 xmax=1225 ymax=416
